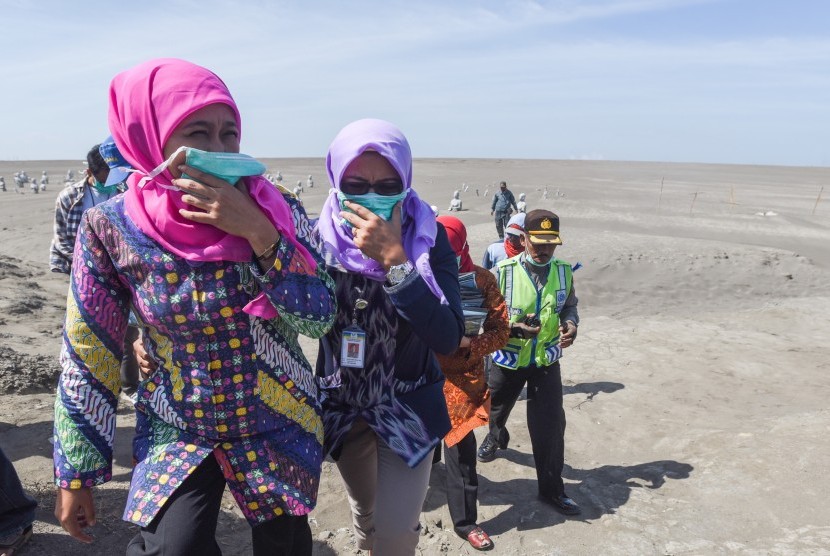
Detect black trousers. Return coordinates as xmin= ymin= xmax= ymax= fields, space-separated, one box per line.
xmin=0 ymin=446 xmax=37 ymax=538
xmin=126 ymin=454 xmax=312 ymax=556
xmin=494 ymin=211 xmax=510 ymax=239
xmin=444 ymin=432 xmax=479 ymax=537
xmin=121 ymin=325 xmax=140 ymax=389
xmin=487 ymin=362 xmax=566 ymax=498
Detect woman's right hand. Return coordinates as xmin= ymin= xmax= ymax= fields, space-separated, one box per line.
xmin=133 ymin=336 xmax=158 ymax=380
xmin=55 ymin=487 xmax=96 ymax=543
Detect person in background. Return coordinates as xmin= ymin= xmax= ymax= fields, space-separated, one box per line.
xmin=50 ymin=141 xmax=129 ymax=274
xmin=53 ymin=58 xmax=336 ymax=556
xmin=315 ymin=118 xmax=464 ymax=555
xmin=0 ymin=446 xmax=37 ymax=556
xmin=479 ymin=209 xmax=581 ymax=517
xmin=481 ymin=213 xmax=525 ymax=270
xmin=434 ymin=215 xmax=508 ymax=552
xmin=490 ymin=181 xmax=518 ymax=240
xmin=49 ymin=139 xmax=139 ymax=394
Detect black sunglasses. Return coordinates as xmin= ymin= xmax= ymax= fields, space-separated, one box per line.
xmin=340 ymin=178 xmax=404 ymax=196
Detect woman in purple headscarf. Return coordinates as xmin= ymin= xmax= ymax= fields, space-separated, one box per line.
xmin=315 ymin=119 xmax=464 ymax=554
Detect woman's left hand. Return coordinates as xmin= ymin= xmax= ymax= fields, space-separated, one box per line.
xmin=340 ymin=201 xmax=407 ymax=270
xmin=174 ymin=164 xmax=278 ymax=251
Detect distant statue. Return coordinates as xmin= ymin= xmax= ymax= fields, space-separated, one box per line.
xmin=14 ymin=172 xmax=25 ymax=193
xmin=462 ymin=182 xmax=469 ymax=193
xmin=307 ymin=174 xmax=314 ymax=189
xmin=517 ymin=192 xmax=527 ymax=213
xmin=475 ymin=188 xmax=480 ymax=197
xmin=66 ymin=168 xmax=74 ymax=182
xmin=448 ymin=190 xmax=462 ymax=212
xmin=293 ymin=185 xmax=302 ymax=198
xmin=542 ymin=186 xmax=549 ymax=200
xmin=0 ymin=177 xmax=6 ymax=192
xmin=296 ymin=179 xmax=303 ymax=193
xmin=275 ymin=171 xmax=283 ymax=182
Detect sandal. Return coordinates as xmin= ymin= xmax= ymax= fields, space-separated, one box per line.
xmin=0 ymin=525 xmax=32 ymax=556
xmin=466 ymin=526 xmax=493 ymax=551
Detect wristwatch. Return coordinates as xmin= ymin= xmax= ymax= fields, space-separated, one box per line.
xmin=386 ymin=260 xmax=415 ymax=286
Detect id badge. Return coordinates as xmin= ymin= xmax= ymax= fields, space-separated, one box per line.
xmin=341 ymin=325 xmax=367 ymax=368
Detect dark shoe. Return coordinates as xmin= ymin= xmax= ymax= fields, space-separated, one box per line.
xmin=0 ymin=524 xmax=33 ymax=556
xmin=466 ymin=526 xmax=494 ymax=551
xmin=477 ymin=435 xmax=500 ymax=463
xmin=539 ymin=493 xmax=582 ymax=516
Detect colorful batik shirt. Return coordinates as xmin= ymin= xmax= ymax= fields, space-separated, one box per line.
xmin=53 ymin=195 xmax=336 ymax=527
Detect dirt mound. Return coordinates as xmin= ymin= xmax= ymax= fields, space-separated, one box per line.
xmin=0 ymin=345 xmax=58 ymax=394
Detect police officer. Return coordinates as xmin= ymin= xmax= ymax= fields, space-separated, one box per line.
xmin=478 ymin=209 xmax=582 ymax=516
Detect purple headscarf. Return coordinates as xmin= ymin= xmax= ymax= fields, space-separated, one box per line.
xmin=318 ymin=118 xmax=446 ymax=304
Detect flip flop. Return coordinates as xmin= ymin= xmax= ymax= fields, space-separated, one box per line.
xmin=0 ymin=525 xmax=32 ymax=556
xmin=466 ymin=526 xmax=494 ymax=551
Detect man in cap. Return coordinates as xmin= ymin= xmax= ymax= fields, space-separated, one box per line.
xmin=50 ymin=138 xmax=129 ymax=273
xmin=481 ymin=213 xmax=525 ymax=270
xmin=50 ymin=137 xmax=139 ymax=394
xmin=479 ymin=209 xmax=581 ymax=516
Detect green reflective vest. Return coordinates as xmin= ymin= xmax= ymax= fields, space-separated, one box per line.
xmin=492 ymin=255 xmax=573 ymax=370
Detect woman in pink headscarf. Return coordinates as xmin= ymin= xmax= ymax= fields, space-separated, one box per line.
xmin=52 ymin=58 xmax=336 ymax=556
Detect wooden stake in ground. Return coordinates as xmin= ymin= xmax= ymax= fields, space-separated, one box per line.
xmin=812 ymin=186 xmax=824 ymax=216
xmin=657 ymin=176 xmax=664 ymax=212
xmin=727 ymin=186 xmax=738 ymax=213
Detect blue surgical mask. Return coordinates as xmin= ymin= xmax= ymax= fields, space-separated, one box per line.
xmin=338 ymin=190 xmax=408 ymax=226
xmin=139 ymin=146 xmax=265 ymax=190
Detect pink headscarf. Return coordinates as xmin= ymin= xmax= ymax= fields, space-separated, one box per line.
xmin=317 ymin=118 xmax=446 ymax=304
xmin=108 ymin=58 xmax=316 ymax=318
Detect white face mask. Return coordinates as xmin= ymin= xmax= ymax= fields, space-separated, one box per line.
xmin=138 ymin=146 xmax=265 ymax=190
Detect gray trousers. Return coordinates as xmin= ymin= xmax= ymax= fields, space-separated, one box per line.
xmin=336 ymin=419 xmax=433 ymax=555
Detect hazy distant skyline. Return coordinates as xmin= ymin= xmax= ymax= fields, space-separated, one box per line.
xmin=1 ymin=0 xmax=828 ymax=166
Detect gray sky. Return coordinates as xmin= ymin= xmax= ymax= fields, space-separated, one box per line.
xmin=1 ymin=0 xmax=828 ymax=166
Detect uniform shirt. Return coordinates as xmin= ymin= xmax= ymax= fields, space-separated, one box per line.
xmin=491 ymin=189 xmax=517 ymax=214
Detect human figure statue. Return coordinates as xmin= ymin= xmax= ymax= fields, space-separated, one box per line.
xmin=66 ymin=168 xmax=74 ymax=182
xmin=517 ymin=192 xmax=527 ymax=213
xmin=275 ymin=171 xmax=283 ymax=182
xmin=307 ymin=174 xmax=314 ymax=189
xmin=296 ymin=179 xmax=304 ymax=193
xmin=448 ymin=190 xmax=462 ymax=212
xmin=0 ymin=177 xmax=6 ymax=192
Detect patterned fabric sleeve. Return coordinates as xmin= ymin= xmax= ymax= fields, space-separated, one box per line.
xmin=249 ymin=195 xmax=337 ymax=339
xmin=54 ymin=209 xmax=131 ymax=489
xmin=467 ymin=265 xmax=510 ymax=361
